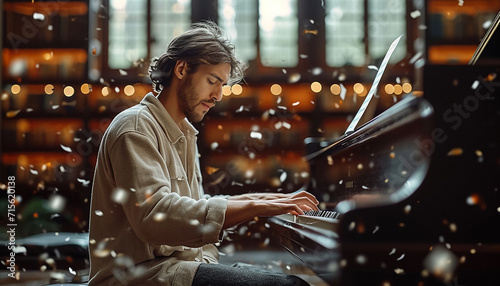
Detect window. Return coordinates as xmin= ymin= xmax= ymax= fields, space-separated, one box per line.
xmin=108 ymin=0 xmax=148 ymax=69
xmin=325 ymin=0 xmax=365 ymax=67
xmin=107 ymin=0 xmax=191 ymax=70
xmin=325 ymin=0 xmax=406 ymax=67
xmin=218 ymin=0 xmax=258 ymax=65
xmin=259 ymin=0 xmax=298 ymax=67
xmin=151 ymin=0 xmax=191 ymax=58
xmin=368 ymin=0 xmax=406 ymax=63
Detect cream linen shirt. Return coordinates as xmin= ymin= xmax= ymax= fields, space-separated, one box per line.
xmin=88 ymin=93 xmax=228 ymax=285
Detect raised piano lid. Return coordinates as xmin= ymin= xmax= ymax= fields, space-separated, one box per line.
xmin=306 ymin=94 xmax=435 ymax=212
xmin=469 ymin=11 xmax=500 ymax=66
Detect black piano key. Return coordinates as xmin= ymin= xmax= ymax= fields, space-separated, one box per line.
xmin=304 ymin=210 xmax=341 ymax=219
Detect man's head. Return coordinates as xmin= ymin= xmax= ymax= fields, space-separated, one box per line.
xmin=148 ymin=21 xmax=246 ymax=93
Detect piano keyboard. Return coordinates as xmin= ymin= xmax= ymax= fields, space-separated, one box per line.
xmin=272 ymin=209 xmax=340 ymax=236
xmin=303 ymin=210 xmax=341 ymax=220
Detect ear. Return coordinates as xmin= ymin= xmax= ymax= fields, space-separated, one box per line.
xmin=174 ymin=60 xmax=188 ymax=79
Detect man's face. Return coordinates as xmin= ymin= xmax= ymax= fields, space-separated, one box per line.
xmin=177 ymin=63 xmax=231 ymax=123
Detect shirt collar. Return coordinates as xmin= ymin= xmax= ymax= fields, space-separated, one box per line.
xmin=140 ymin=93 xmax=199 ymax=143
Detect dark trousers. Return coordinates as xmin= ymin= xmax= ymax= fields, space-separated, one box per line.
xmin=192 ymin=263 xmax=311 ymax=286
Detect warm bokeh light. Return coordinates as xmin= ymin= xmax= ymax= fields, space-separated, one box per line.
xmin=270 ymin=84 xmax=282 ymax=96
xmin=43 ymin=52 xmax=53 ymax=60
xmin=402 ymin=82 xmax=412 ymax=93
xmin=353 ymin=83 xmax=364 ymax=94
xmin=231 ymin=84 xmax=243 ymax=95
xmin=64 ymin=86 xmax=75 ymax=97
xmin=394 ymin=84 xmax=403 ymax=95
xmin=102 ymin=86 xmax=110 ymax=97
xmin=311 ymin=81 xmax=322 ymax=93
xmin=124 ymin=85 xmax=135 ymax=96
xmin=11 ymin=84 xmax=21 ymax=95
xmin=81 ymin=83 xmax=91 ymax=94
xmin=44 ymin=84 xmax=55 ymax=95
xmin=384 ymin=84 xmax=394 ymax=95
xmin=330 ymin=84 xmax=341 ymax=95
xmin=222 ymin=85 xmax=231 ymax=96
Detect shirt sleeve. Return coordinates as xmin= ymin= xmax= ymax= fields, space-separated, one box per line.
xmin=108 ymin=130 xmax=227 ymax=247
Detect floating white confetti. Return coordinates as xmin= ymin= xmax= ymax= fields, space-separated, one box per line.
xmin=483 ymin=20 xmax=492 ymax=29
xmin=112 ymin=188 xmax=129 ymax=204
xmin=60 ymin=144 xmax=72 ymax=152
xmin=95 ymin=210 xmax=104 ymax=216
xmin=288 ymin=73 xmax=301 ymax=83
xmin=210 ymin=142 xmax=219 ymax=150
xmin=394 ymin=268 xmax=405 ymax=275
xmin=410 ymin=10 xmax=421 ymax=18
xmin=77 ymin=178 xmax=90 ymax=187
xmin=471 ymin=80 xmax=480 ymax=90
xmin=250 ymin=132 xmax=262 ymax=140
xmin=48 ymin=194 xmax=66 ymax=212
xmin=235 ymin=105 xmax=248 ymax=113
xmin=409 ymin=52 xmax=422 ymax=64
xmin=339 ymin=83 xmax=346 ymax=100
xmin=311 ymin=67 xmax=322 ymax=76
xmin=33 ymin=13 xmax=45 ymax=21
xmin=279 ymin=172 xmax=287 ymax=182
xmin=423 ymin=245 xmax=458 ymax=280
xmin=154 ymin=213 xmax=166 ymax=221
xmin=356 ymin=255 xmax=367 ymax=264
xmin=367 ymin=65 xmax=378 ymax=71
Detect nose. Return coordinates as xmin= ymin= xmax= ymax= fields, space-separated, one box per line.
xmin=211 ymin=85 xmax=223 ymax=102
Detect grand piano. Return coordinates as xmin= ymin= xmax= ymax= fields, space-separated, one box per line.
xmin=267 ymin=12 xmax=500 ymax=286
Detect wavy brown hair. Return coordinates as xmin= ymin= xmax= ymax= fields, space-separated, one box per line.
xmin=148 ymin=21 xmax=246 ymax=93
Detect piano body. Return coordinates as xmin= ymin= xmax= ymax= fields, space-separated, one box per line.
xmin=267 ymin=15 xmax=500 ymax=286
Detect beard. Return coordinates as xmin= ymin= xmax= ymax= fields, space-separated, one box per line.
xmin=177 ymin=74 xmax=214 ymax=123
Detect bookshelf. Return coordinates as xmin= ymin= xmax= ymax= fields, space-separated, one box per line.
xmin=0 ymin=0 xmax=94 ymax=236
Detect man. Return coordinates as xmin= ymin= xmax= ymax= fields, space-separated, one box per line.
xmin=88 ymin=21 xmax=318 ymax=285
